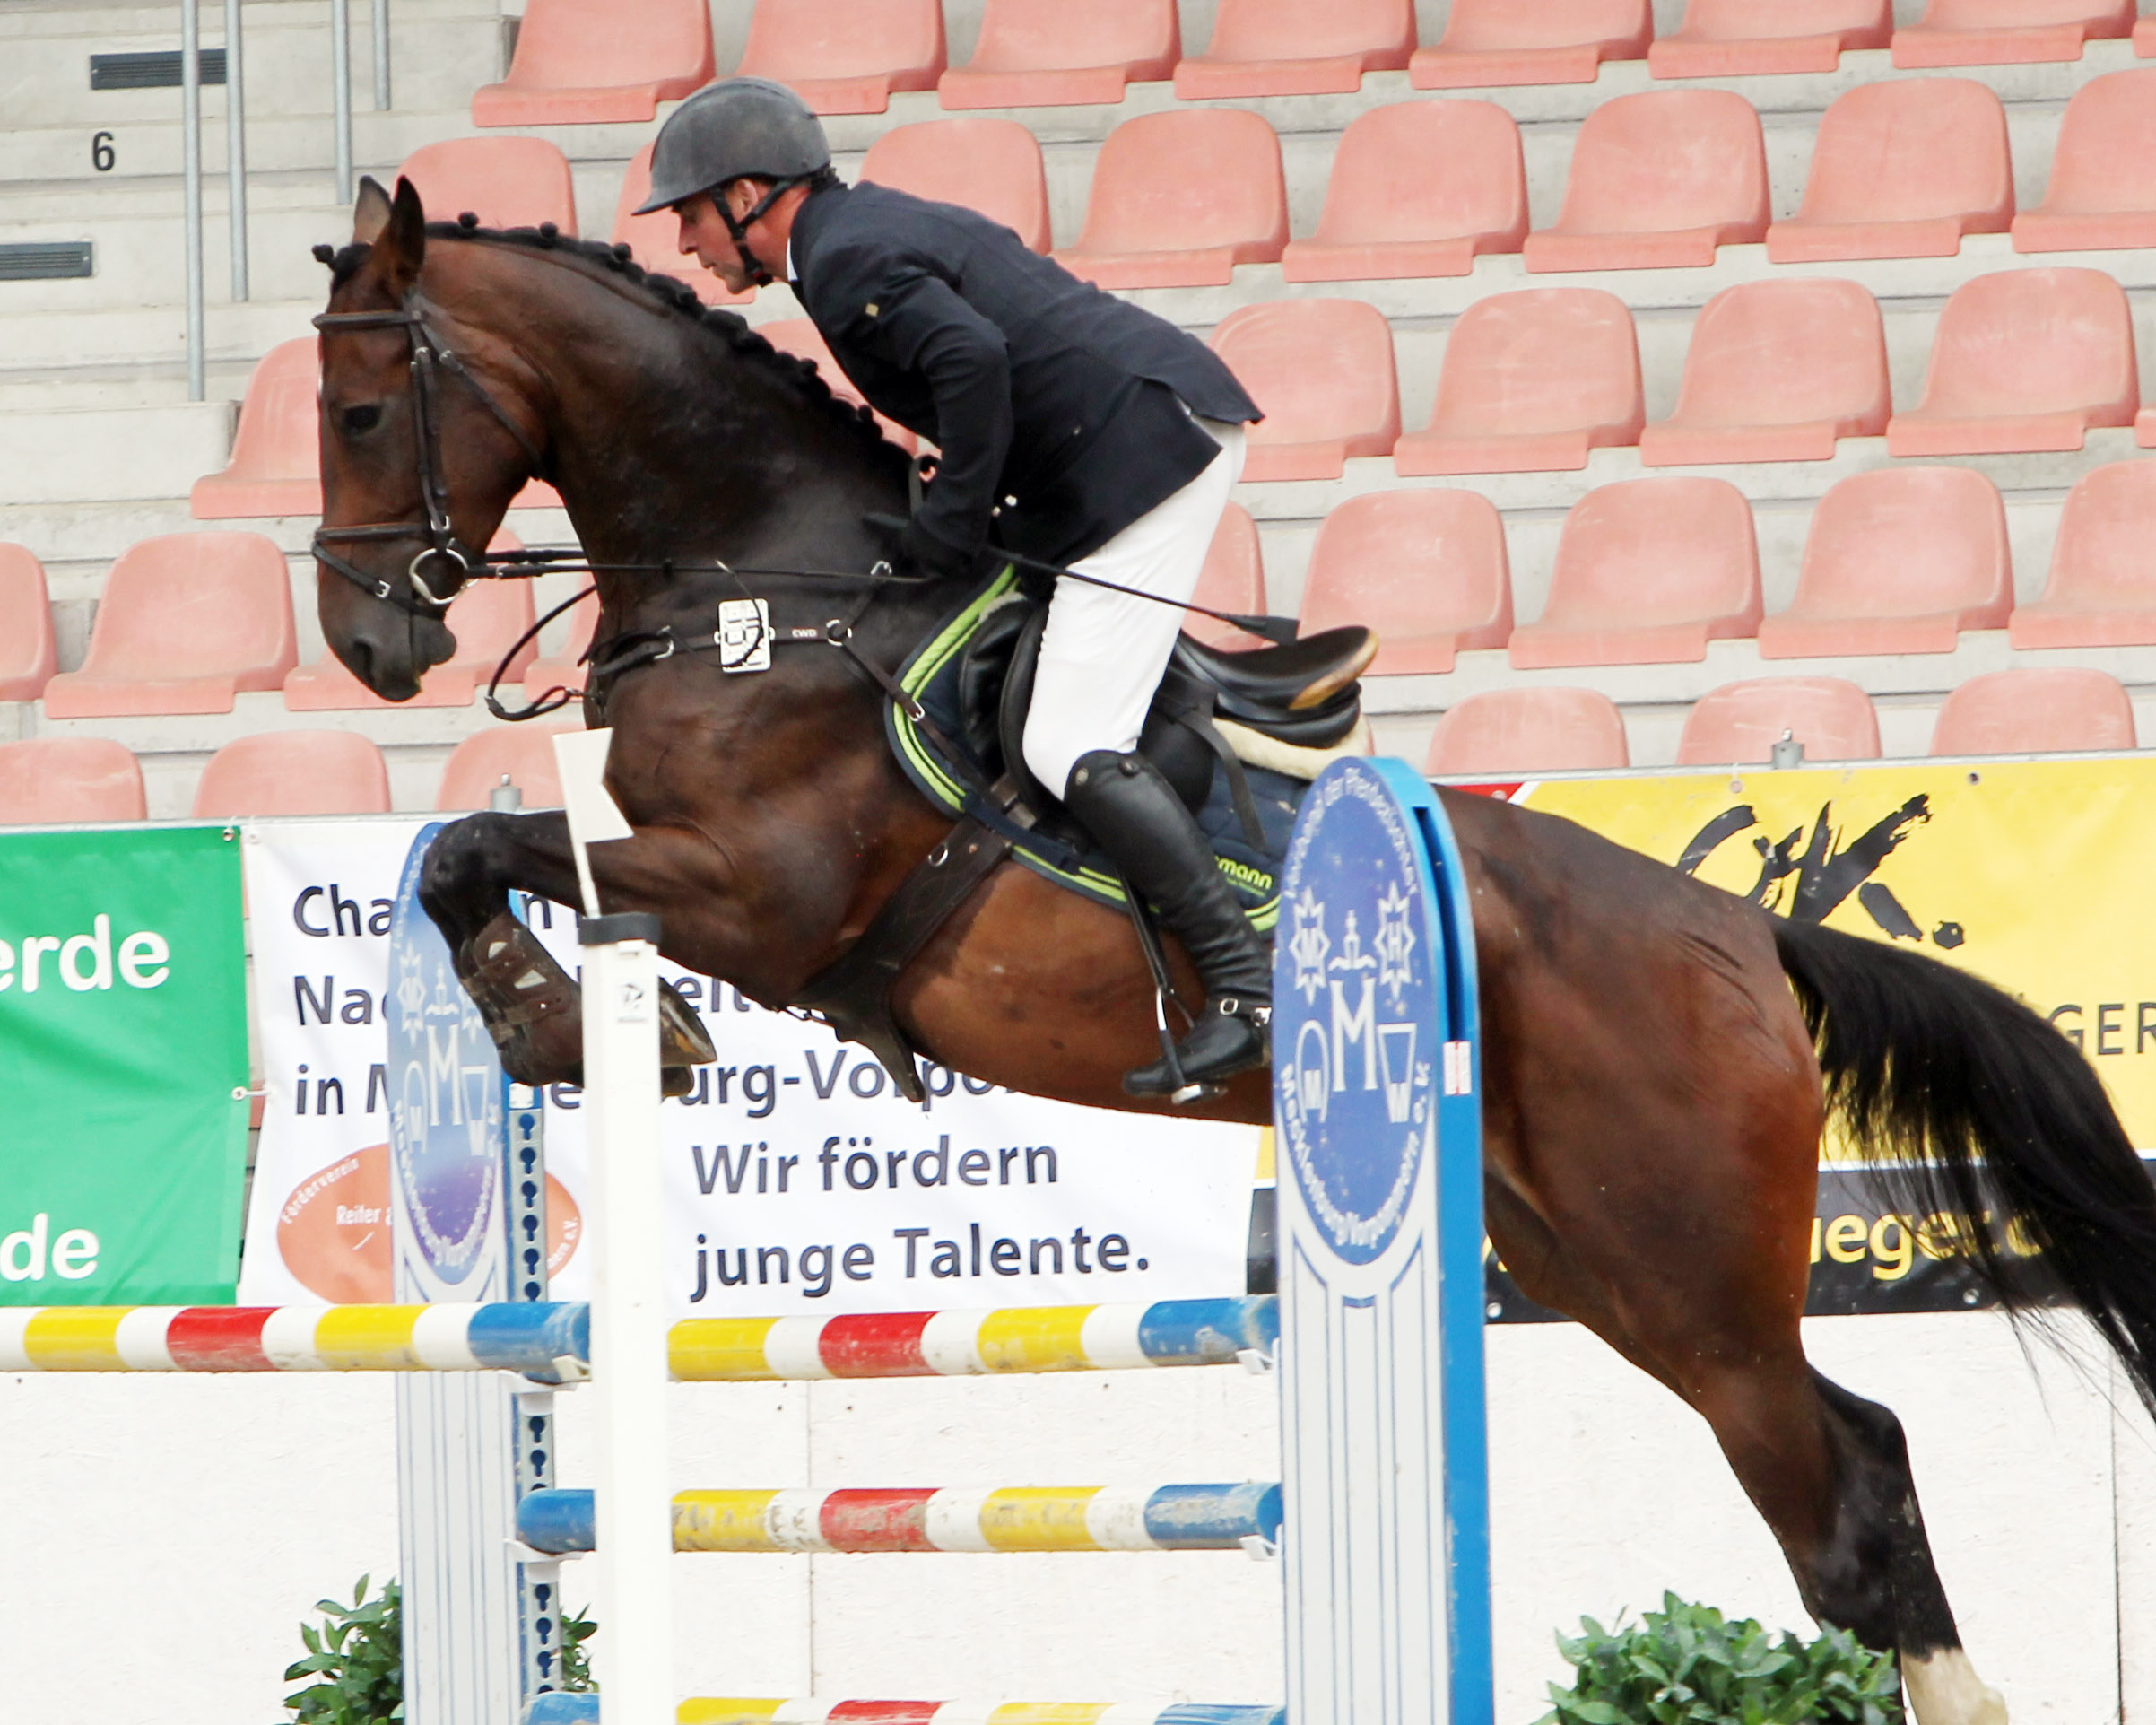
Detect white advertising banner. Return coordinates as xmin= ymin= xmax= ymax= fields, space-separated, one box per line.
xmin=240 ymin=819 xmax=1258 ymax=1314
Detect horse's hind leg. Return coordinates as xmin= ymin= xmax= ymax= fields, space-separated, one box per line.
xmin=1683 ymin=1348 xmax=2005 ymax=1725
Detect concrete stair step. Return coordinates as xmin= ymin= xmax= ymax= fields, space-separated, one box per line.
xmin=0 ymin=398 xmax=235 ymax=503
xmin=0 ymin=13 xmax=502 ymax=132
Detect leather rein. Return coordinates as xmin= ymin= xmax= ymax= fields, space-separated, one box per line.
xmin=308 ymin=297 xmax=1293 ymax=726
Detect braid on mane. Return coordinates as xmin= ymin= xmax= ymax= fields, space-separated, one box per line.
xmin=325 ymin=218 xmax=897 ymax=457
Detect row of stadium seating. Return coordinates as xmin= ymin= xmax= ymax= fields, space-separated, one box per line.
xmin=20 ymin=457 xmax=2156 ymax=717
xmin=382 ymin=74 xmax=2156 ymax=295
xmin=188 ymin=265 xmax=2152 ymax=520
xmin=0 ymin=725 xmax=575 ymax=825
xmin=1425 ymin=666 xmax=2144 ymax=773
xmin=471 ymin=0 xmax=2156 ymax=126
xmin=1 ymin=661 xmax=2139 ymax=826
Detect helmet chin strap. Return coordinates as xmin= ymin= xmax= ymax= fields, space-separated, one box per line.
xmin=717 ymin=177 xmax=804 ymax=289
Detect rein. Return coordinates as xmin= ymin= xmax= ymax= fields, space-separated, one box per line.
xmin=312 ymin=292 xmax=1296 ymax=724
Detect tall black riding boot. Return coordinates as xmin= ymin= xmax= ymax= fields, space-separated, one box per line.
xmin=1063 ymin=747 xmax=1272 ymax=1098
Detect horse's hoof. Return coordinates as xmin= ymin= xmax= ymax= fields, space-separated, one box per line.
xmin=659 ymin=979 xmax=717 ymax=1068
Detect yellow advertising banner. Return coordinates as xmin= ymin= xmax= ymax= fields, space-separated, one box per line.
xmin=1504 ymin=756 xmax=2156 ymax=1155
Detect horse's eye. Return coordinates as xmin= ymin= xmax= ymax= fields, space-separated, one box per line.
xmin=342 ymin=404 xmax=383 ymax=434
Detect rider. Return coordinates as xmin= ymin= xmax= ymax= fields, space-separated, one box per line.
xmin=638 ymin=76 xmax=1272 ymax=1098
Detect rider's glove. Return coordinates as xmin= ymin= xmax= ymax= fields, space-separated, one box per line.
xmin=865 ymin=510 xmax=975 ymax=582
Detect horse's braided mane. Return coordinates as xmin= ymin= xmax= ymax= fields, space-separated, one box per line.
xmin=324 ymin=215 xmax=897 ymax=457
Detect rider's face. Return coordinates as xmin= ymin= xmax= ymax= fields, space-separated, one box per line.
xmin=675 ymin=186 xmax=769 ymax=294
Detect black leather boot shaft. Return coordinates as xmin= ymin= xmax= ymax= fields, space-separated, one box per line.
xmin=1065 ymin=749 xmax=1272 ymax=1095
xmin=1065 ymin=749 xmax=1274 ymax=1004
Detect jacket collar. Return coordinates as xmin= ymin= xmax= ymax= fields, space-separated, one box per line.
xmin=784 ymin=180 xmax=849 ymax=287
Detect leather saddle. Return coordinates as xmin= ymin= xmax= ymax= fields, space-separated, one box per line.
xmin=958 ymin=598 xmax=1375 ymax=828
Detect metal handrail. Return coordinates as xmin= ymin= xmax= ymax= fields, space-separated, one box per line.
xmin=181 ymin=0 xmax=203 ymax=399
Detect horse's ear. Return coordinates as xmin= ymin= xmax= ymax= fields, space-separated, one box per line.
xmin=352 ymin=175 xmax=394 ymax=245
xmin=369 ymin=176 xmax=428 ymax=295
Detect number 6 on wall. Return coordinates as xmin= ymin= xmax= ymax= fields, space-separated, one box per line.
xmin=91 ymin=132 xmax=115 ymax=172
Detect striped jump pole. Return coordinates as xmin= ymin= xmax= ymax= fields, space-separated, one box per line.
xmin=0 ymin=1296 xmax=1273 ymax=1379
xmin=529 ymin=1700 xmax=1283 ymax=1724
xmin=515 ymin=1483 xmax=1281 ymax=1556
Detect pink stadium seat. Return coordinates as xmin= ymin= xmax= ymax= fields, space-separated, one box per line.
xmin=1412 ymin=0 xmax=1651 ymax=86
xmin=1174 ymin=0 xmax=1414 ymax=98
xmin=1281 ymin=101 xmax=1527 ymax=283
xmin=191 ymin=730 xmax=394 ymax=817
xmin=1930 ymin=667 xmax=2136 ymax=755
xmin=2140 ymin=15 xmax=2156 ymax=52
xmin=0 ymin=738 xmax=145 ymax=825
xmin=1395 ymin=288 xmax=1642 ymax=476
xmin=1886 ymin=267 xmax=2137 ymax=457
xmin=1509 ymin=477 xmax=1761 ymax=669
xmin=1425 ymin=688 xmax=1630 ymax=775
xmin=2009 ymin=460 xmax=2156 ymax=648
xmin=612 ymin=144 xmax=755 ymax=305
xmin=1675 ymin=677 xmax=1880 ymax=765
xmin=1054 ymin=110 xmax=1288 ymax=290
xmin=397 ymin=137 xmax=578 ymax=233
xmin=1524 ymin=90 xmax=1769 ymax=272
xmin=471 ymin=0 xmax=714 ymax=125
xmin=1650 ymin=0 xmax=1891 ymax=77
xmin=437 ymin=723 xmax=579 ymax=811
xmin=1182 ymin=504 xmax=1269 ymax=651
xmin=1208 ymin=301 xmax=1399 ymax=482
xmin=192 ymin=339 xmax=320 ymax=518
xmin=2012 ymin=70 xmax=2156 ymax=252
xmin=938 ymin=0 xmax=1178 ymax=108
xmin=1756 ymin=467 xmax=2011 ymax=658
xmin=284 ymin=557 xmax=538 ymax=710
xmin=1299 ymin=490 xmax=1513 ymax=676
xmin=190 ymin=338 xmax=561 ymax=516
xmin=1893 ymin=0 xmax=2132 ymax=66
xmin=0 ymin=544 xmax=57 ymax=702
xmin=523 ymin=587 xmax=603 ymax=701
xmin=861 ymin=119 xmax=1051 ymax=253
xmin=44 ymin=532 xmax=297 ymax=717
xmin=757 ymin=318 xmax=917 ymax=451
xmin=1639 ymin=279 xmax=1890 ymax=466
xmin=737 ymin=0 xmax=945 ymax=114
xmin=1766 ymin=80 xmax=2013 ymax=263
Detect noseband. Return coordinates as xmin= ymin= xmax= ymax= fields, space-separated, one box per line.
xmin=310 ymin=301 xmax=549 ymax=621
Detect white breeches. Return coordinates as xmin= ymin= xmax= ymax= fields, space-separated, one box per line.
xmin=1021 ymin=417 xmax=1247 ymax=798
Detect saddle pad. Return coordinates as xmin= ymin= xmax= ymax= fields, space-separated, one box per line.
xmin=885 ymin=567 xmax=1298 ymax=933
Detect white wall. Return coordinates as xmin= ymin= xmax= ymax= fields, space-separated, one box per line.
xmin=4 ymin=1308 xmax=2140 ymax=1721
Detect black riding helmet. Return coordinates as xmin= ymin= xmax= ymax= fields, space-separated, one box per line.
xmin=634 ymin=76 xmax=832 ymax=285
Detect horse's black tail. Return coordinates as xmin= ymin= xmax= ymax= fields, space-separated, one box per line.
xmin=1773 ymin=915 xmax=2156 ymax=1419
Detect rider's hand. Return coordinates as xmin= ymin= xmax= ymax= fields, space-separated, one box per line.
xmin=865 ymin=510 xmax=975 ymax=581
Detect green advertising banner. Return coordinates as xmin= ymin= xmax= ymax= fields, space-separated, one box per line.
xmin=0 ymin=824 xmax=248 ymax=1304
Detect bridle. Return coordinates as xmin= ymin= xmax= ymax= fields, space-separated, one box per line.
xmin=309 ymin=300 xmax=549 ymax=621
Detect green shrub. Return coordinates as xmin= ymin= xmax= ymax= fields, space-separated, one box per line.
xmin=280 ymin=1576 xmax=596 ymax=1723
xmin=282 ymin=1576 xmax=403 ymax=1725
xmin=1539 ymin=1593 xmax=1905 ymax=1725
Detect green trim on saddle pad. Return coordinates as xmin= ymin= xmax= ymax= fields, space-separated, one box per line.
xmin=882 ymin=565 xmax=1284 ymax=934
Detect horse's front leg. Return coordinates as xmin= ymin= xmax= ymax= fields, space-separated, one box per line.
xmin=418 ymin=811 xmax=715 ymax=1091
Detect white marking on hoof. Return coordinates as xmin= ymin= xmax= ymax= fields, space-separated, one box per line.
xmin=1904 ymin=1649 xmax=2008 ymax=1725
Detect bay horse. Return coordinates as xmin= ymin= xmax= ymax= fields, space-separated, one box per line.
xmin=313 ymin=178 xmax=2156 ymax=1721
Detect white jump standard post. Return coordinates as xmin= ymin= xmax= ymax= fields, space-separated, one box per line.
xmin=556 ymin=724 xmax=676 ymax=1725
xmin=578 ymin=910 xmax=674 ymax=1725
xmin=1272 ymin=758 xmax=1493 ymax=1725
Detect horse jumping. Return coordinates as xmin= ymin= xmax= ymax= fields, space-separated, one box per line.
xmin=311 ymin=178 xmax=2156 ymax=1722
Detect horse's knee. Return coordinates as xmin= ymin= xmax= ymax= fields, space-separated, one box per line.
xmin=419 ymin=813 xmax=509 ymax=927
